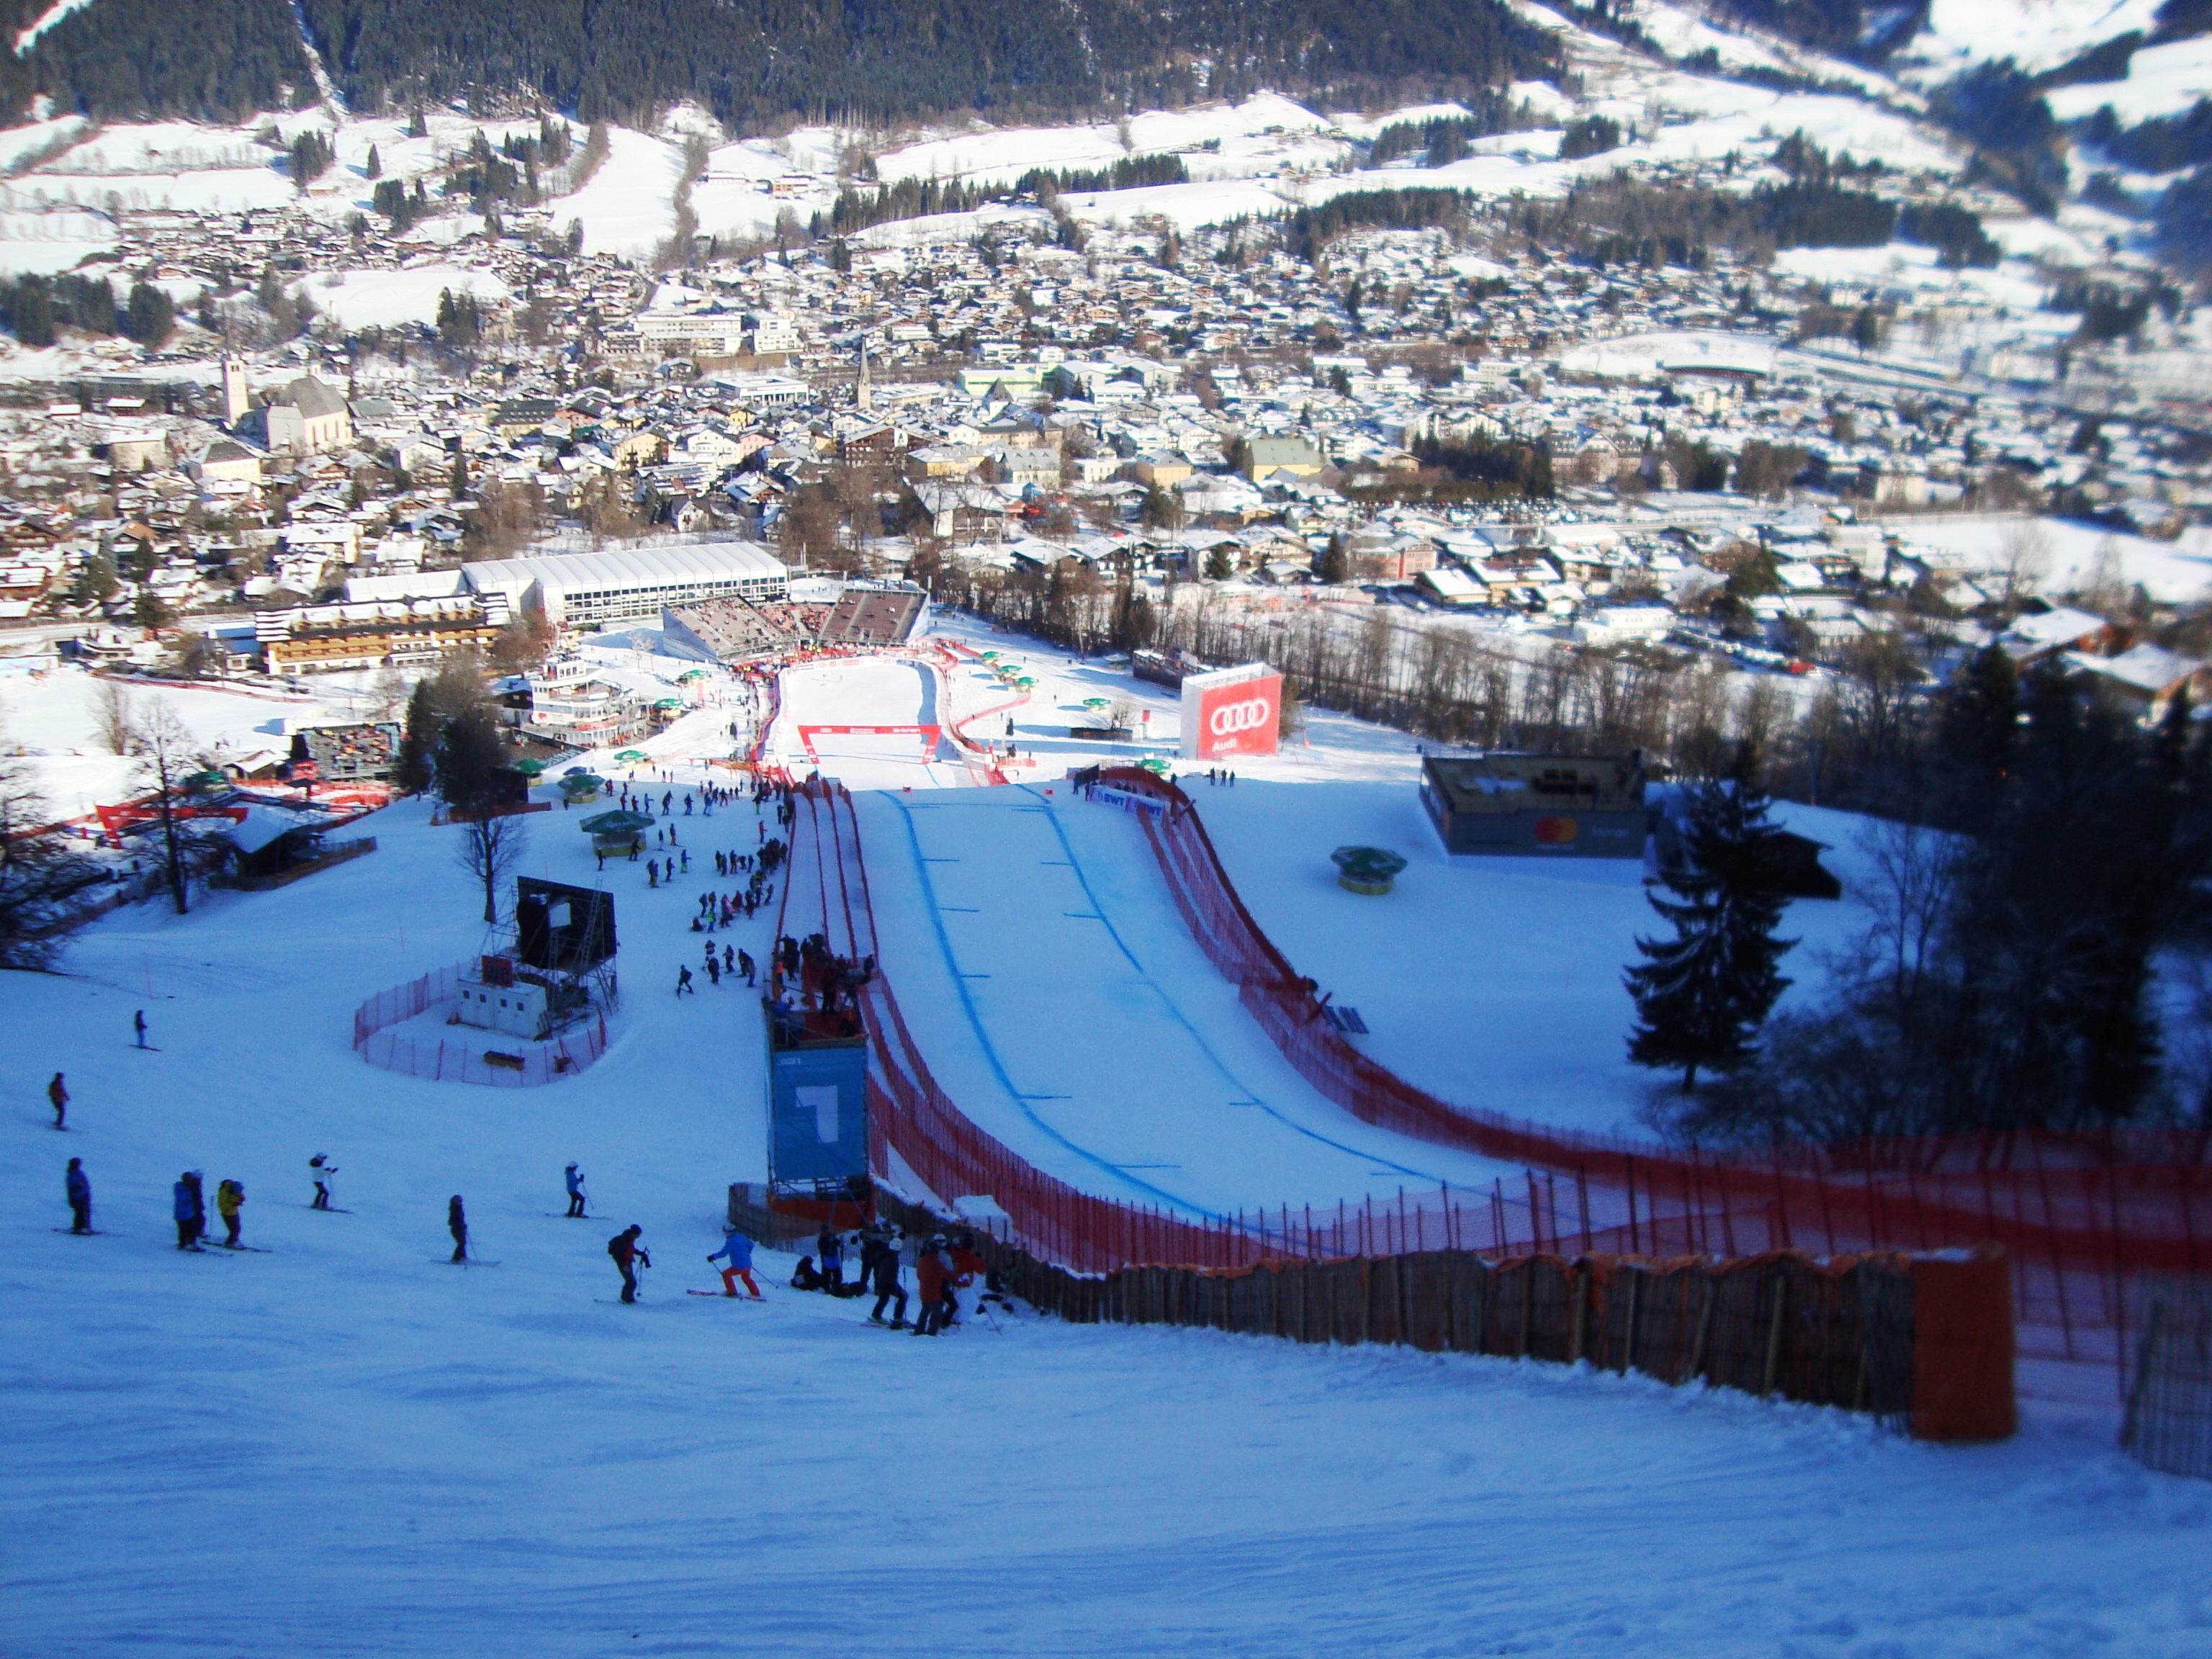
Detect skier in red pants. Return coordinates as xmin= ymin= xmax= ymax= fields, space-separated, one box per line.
xmin=706 ymin=1227 xmax=762 ymax=1298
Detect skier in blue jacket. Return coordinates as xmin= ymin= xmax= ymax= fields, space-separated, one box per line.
xmin=706 ymin=1228 xmax=761 ymax=1298
xmin=173 ymin=1174 xmax=199 ymax=1250
xmin=65 ymin=1158 xmax=90 ymax=1233
xmin=564 ymin=1163 xmax=587 ymax=1218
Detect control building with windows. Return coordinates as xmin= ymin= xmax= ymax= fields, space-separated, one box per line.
xmin=1420 ymin=752 xmax=1649 ymax=858
xmin=462 ymin=543 xmax=788 ymax=631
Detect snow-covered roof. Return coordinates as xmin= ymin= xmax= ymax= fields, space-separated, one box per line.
xmin=1998 ymin=606 xmax=2105 ymax=654
xmin=462 ymin=541 xmax=787 ymax=601
xmin=2066 ymin=643 xmax=2206 ymax=696
xmin=225 ymin=806 xmax=297 ymax=855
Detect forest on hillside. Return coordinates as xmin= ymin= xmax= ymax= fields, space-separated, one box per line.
xmin=0 ymin=0 xmax=1558 ymax=127
xmin=0 ymin=0 xmax=313 ymax=125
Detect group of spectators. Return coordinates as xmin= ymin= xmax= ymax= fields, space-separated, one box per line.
xmin=791 ymin=1221 xmax=994 ymax=1335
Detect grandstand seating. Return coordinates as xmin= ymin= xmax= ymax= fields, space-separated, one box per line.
xmin=662 ymin=596 xmax=800 ymax=662
xmin=817 ymin=586 xmax=925 ymax=647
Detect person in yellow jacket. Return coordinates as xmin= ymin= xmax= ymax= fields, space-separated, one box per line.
xmin=216 ymin=1179 xmax=246 ymax=1249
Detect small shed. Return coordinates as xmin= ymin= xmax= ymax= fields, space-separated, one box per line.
xmin=224 ymin=806 xmax=318 ymax=881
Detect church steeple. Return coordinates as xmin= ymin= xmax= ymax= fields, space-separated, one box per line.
xmin=220 ymin=356 xmax=251 ymax=426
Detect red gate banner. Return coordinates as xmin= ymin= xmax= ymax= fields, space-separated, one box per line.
xmin=796 ymin=724 xmax=941 ymax=762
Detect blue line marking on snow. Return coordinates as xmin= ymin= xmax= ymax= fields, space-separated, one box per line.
xmin=885 ymin=792 xmax=1212 ymax=1218
xmin=1014 ymin=784 xmax=1441 ymax=1184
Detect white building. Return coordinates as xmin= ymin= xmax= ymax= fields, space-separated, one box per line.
xmin=454 ymin=968 xmax=547 ymax=1040
xmin=462 ymin=542 xmax=788 ymax=629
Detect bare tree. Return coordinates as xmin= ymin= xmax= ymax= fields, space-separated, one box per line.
xmin=1997 ymin=523 xmax=2051 ymax=615
xmin=368 ymin=665 xmax=409 ymax=724
xmin=92 ymin=678 xmax=135 ymax=755
xmin=1855 ymin=816 xmax=1962 ymax=1012
xmin=2081 ymin=534 xmax=2128 ymax=619
xmin=0 ymin=713 xmax=102 ymax=968
xmin=130 ymin=697 xmax=206 ymax=915
xmin=455 ymin=811 xmax=528 ymax=925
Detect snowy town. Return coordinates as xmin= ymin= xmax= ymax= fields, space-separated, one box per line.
xmin=3 ymin=0 xmax=2212 ymax=1650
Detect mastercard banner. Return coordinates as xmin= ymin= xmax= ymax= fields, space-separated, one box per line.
xmin=1179 ymin=663 xmax=1282 ymax=761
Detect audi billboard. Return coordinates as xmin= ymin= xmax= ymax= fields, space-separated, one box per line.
xmin=1179 ymin=663 xmax=1283 ymax=762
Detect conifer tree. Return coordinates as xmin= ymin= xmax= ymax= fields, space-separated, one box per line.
xmin=1318 ymin=533 xmax=1349 ymax=585
xmin=1624 ymin=753 xmax=1797 ymax=1092
xmin=394 ymin=680 xmax=438 ymax=795
xmin=1937 ymin=642 xmax=2018 ymax=794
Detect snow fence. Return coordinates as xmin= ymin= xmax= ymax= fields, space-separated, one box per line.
xmin=872 ymin=1182 xmax=2011 ymax=1441
xmin=352 ymin=963 xmax=608 ymax=1087
xmin=2122 ymin=1275 xmax=2212 ymax=1480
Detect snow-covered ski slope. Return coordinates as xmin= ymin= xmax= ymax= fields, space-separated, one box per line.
xmin=764 ymin=655 xmax=970 ymax=790
xmin=848 ymin=784 xmax=1524 ymax=1216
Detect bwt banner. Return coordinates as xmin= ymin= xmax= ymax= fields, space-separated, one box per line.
xmin=1179 ymin=663 xmax=1282 ymax=762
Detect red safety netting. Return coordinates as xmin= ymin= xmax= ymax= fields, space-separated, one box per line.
xmin=776 ymin=772 xmax=2209 ymax=1394
xmin=352 ymin=964 xmax=608 ymax=1087
xmin=1099 ymin=765 xmax=2211 ymax=1384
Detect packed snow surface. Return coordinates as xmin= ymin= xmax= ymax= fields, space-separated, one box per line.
xmin=1192 ymin=781 xmax=1869 ymax=1139
xmin=543 ymin=127 xmax=683 ymax=258
xmin=851 ymin=784 xmax=1524 ymax=1212
xmin=765 ymin=655 xmax=970 ymax=789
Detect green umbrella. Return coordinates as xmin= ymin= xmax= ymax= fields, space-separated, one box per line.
xmin=1331 ymin=845 xmax=1408 ymax=896
xmin=1139 ymin=756 xmax=1172 ymax=775
xmin=558 ymin=773 xmax=604 ymax=800
xmin=514 ymin=757 xmax=547 ymax=777
xmin=580 ymin=809 xmax=652 ymax=835
xmin=613 ymin=749 xmax=647 ymax=763
xmin=653 ymin=697 xmax=683 ymax=711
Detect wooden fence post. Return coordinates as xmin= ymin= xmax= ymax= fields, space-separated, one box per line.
xmin=1686 ymin=1272 xmax=1714 ymax=1385
xmin=1622 ymin=1270 xmax=1640 ymax=1376
xmin=1570 ymin=1262 xmax=1588 ymax=1364
xmin=1760 ymin=1267 xmax=1788 ymax=1398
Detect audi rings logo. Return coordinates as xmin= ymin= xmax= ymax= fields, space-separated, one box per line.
xmin=1208 ymin=697 xmax=1273 ymax=737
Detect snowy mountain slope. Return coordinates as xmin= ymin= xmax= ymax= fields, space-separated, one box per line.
xmin=2048 ymin=32 xmax=2212 ymax=121
xmin=1902 ymin=0 xmax=2169 ymax=79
